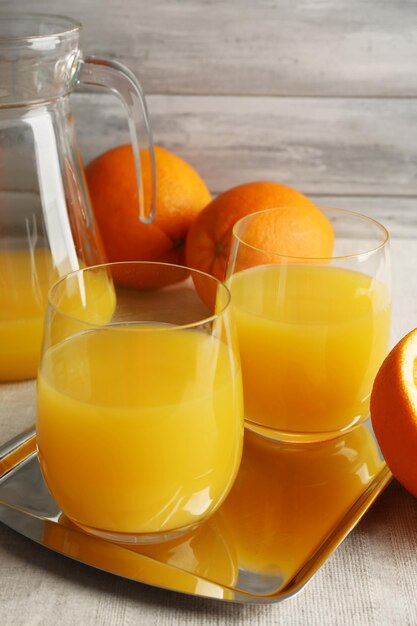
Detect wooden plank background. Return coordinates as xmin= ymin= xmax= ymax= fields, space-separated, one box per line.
xmin=3 ymin=0 xmax=417 ymax=228
xmin=6 ymin=0 xmax=417 ymax=97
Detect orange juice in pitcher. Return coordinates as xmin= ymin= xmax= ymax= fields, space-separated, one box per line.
xmin=0 ymin=248 xmax=57 ymax=380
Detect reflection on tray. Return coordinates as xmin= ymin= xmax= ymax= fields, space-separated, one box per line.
xmin=217 ymin=424 xmax=384 ymax=593
xmin=43 ymin=514 xmax=234 ymax=599
xmin=36 ymin=421 xmax=385 ymax=597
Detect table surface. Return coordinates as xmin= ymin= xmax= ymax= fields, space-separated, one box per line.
xmin=1 ymin=237 xmax=417 ymax=626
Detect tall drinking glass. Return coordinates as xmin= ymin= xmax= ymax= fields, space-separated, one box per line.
xmin=36 ymin=262 xmax=243 ymax=543
xmin=226 ymin=207 xmax=391 ymax=443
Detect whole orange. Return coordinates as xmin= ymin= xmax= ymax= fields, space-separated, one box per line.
xmin=371 ymin=328 xmax=417 ymax=498
xmin=185 ymin=181 xmax=334 ymax=282
xmin=85 ymin=144 xmax=211 ymax=270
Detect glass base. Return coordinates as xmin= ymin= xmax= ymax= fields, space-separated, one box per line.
xmin=244 ymin=416 xmax=366 ymax=445
xmin=70 ymin=519 xmax=200 ymax=545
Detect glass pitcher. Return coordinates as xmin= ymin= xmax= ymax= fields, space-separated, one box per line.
xmin=0 ymin=13 xmax=156 ymax=382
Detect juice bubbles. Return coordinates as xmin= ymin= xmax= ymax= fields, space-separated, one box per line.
xmin=229 ymin=264 xmax=391 ymax=439
xmin=0 ymin=249 xmax=58 ymax=381
xmin=37 ymin=326 xmax=243 ymax=538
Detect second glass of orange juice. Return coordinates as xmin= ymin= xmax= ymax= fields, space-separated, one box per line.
xmin=36 ymin=262 xmax=244 ymax=543
xmin=227 ymin=207 xmax=391 ymax=443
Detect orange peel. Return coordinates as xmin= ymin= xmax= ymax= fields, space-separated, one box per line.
xmin=371 ymin=328 xmax=417 ymax=497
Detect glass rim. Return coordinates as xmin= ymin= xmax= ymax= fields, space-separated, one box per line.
xmin=0 ymin=12 xmax=81 ymax=43
xmin=48 ymin=260 xmax=231 ymax=331
xmin=231 ymin=205 xmax=390 ymax=262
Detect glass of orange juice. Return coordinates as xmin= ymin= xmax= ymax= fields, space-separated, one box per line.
xmin=226 ymin=207 xmax=391 ymax=443
xmin=36 ymin=261 xmax=244 ymax=543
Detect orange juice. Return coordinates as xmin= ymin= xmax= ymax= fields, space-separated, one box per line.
xmin=229 ymin=265 xmax=391 ymax=437
xmin=0 ymin=248 xmax=58 ymax=381
xmin=0 ymin=250 xmax=116 ymax=381
xmin=37 ymin=327 xmax=243 ymax=537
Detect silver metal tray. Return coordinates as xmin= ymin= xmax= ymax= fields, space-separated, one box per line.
xmin=0 ymin=422 xmax=392 ymax=603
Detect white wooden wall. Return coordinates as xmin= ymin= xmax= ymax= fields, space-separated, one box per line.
xmin=4 ymin=0 xmax=417 ymax=235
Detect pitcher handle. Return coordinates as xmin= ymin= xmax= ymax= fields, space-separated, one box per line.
xmin=77 ymin=56 xmax=156 ymax=224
